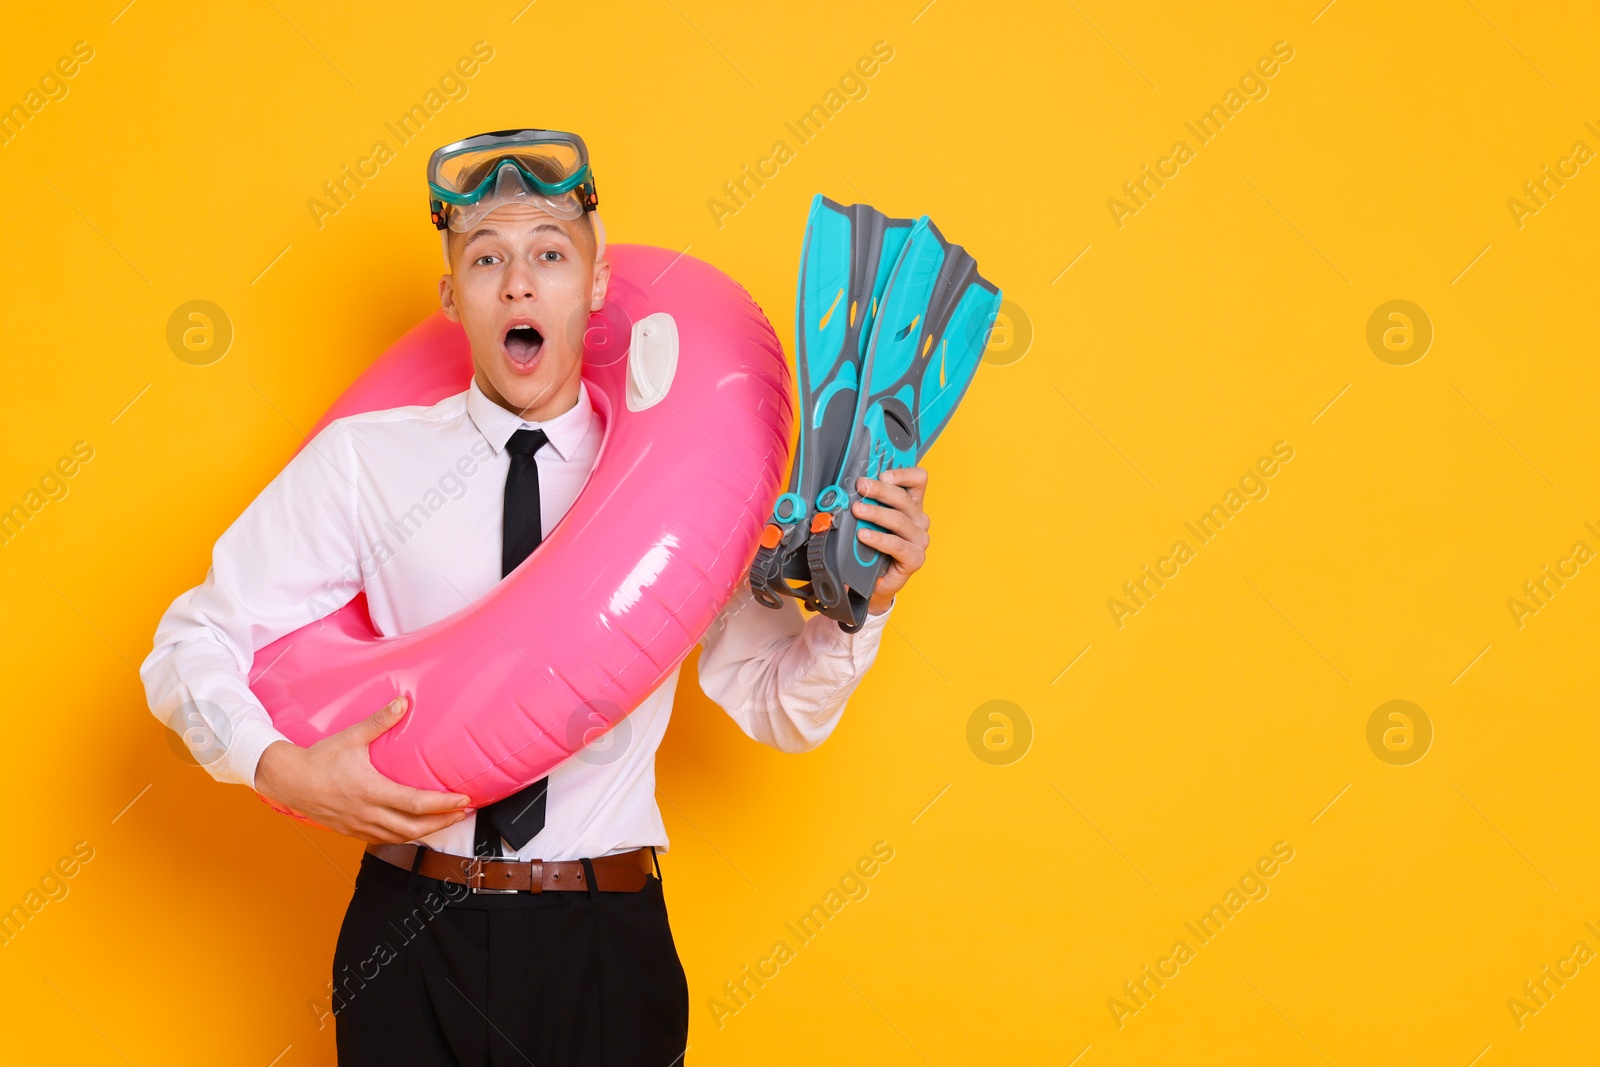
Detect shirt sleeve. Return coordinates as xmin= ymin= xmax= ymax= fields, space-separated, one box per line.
xmin=694 ymin=579 xmax=894 ymax=752
xmin=138 ymin=421 xmax=365 ymax=791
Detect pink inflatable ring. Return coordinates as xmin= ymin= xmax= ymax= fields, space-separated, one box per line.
xmin=247 ymin=245 xmax=791 ymax=819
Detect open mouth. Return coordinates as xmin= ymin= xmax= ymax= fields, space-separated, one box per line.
xmin=504 ymin=324 xmax=544 ymax=366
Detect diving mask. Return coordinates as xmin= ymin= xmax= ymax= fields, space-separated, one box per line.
xmin=427 ymin=129 xmax=598 ymax=233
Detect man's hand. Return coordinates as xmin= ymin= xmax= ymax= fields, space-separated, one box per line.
xmin=852 ymin=466 xmax=932 ymax=616
xmin=254 ymin=697 xmax=474 ymax=843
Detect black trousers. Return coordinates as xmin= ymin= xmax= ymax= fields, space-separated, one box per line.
xmin=332 ymin=849 xmax=690 ymax=1066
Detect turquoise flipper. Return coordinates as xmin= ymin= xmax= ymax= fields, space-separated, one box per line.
xmin=748 ymin=195 xmax=914 ymax=608
xmin=806 ymin=216 xmax=1003 ymax=631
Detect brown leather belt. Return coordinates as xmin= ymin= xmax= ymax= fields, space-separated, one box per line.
xmin=366 ymin=842 xmax=656 ymax=894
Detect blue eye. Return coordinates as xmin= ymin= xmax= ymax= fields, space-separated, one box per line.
xmin=541 ymin=250 xmax=562 ymax=262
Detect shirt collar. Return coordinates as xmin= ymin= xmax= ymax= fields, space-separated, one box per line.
xmin=466 ymin=376 xmax=595 ymax=462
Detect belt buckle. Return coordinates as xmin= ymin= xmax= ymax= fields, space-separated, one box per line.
xmin=466 ymin=855 xmax=523 ymax=895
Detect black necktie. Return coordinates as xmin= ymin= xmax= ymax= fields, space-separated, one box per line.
xmin=474 ymin=427 xmax=550 ymax=859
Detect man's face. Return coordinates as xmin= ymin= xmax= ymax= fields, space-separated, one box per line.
xmin=439 ymin=201 xmax=609 ymax=420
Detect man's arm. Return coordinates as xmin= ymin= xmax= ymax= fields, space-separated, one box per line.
xmin=138 ymin=421 xmax=472 ymax=841
xmin=695 ymin=582 xmax=895 ymax=752
xmin=696 ymin=466 xmax=932 ymax=751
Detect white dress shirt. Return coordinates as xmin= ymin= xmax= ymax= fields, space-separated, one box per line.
xmin=139 ymin=376 xmax=893 ymax=862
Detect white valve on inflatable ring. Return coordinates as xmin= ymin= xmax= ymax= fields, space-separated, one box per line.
xmin=625 ymin=312 xmax=678 ymax=411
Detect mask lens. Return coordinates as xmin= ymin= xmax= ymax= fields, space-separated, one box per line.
xmin=434 ymin=143 xmax=585 ymax=200
xmin=428 ymin=131 xmax=595 ymax=233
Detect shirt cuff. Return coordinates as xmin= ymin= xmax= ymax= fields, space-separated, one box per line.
xmin=227 ymin=719 xmax=296 ymax=793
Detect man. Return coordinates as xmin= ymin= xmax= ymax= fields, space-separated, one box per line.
xmin=140 ymin=129 xmax=935 ymax=1065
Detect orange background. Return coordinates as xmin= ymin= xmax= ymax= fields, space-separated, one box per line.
xmin=3 ymin=1 xmax=1599 ymax=1063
